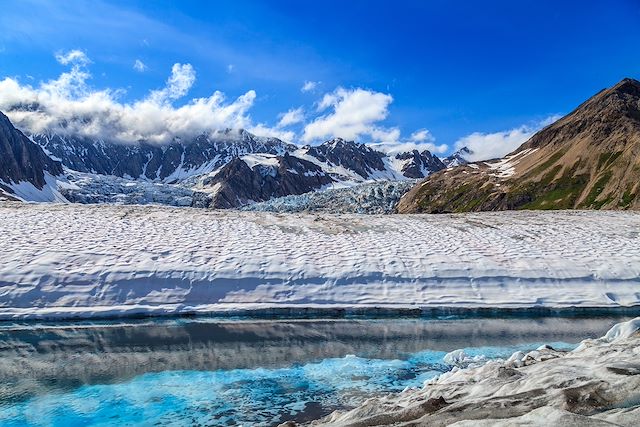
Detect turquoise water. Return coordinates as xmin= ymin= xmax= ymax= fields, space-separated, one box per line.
xmin=0 ymin=316 xmax=630 ymax=426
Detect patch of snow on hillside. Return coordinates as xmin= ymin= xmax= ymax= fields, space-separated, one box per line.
xmin=1 ymin=173 xmax=68 ymax=203
xmin=241 ymin=153 xmax=279 ymax=169
xmin=487 ymin=148 xmax=539 ymax=179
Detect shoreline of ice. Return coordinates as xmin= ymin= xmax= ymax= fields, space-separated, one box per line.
xmin=292 ymin=317 xmax=640 ymax=426
xmin=1 ymin=203 xmax=639 ymax=320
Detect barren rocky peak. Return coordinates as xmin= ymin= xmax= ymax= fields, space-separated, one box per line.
xmin=520 ymin=77 xmax=640 ymax=153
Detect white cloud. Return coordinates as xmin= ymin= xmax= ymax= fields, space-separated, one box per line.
xmin=540 ymin=114 xmax=562 ymax=127
xmin=371 ymin=129 xmax=448 ymax=155
xmin=409 ymin=128 xmax=435 ymax=143
xmin=0 ymin=54 xmax=258 ymax=144
xmin=372 ymin=142 xmax=448 ymax=155
xmin=227 ymin=64 xmax=235 ymax=73
xmin=147 ymin=63 xmax=195 ymax=104
xmin=302 ymin=87 xmax=395 ymax=143
xmin=54 ymin=49 xmax=89 ymax=66
xmin=248 ymin=123 xmax=295 ymax=143
xmin=301 ymin=80 xmax=319 ymax=93
xmin=454 ymin=115 xmax=561 ymax=162
xmin=133 ymin=59 xmax=147 ymax=72
xmin=277 ymin=107 xmax=304 ymax=128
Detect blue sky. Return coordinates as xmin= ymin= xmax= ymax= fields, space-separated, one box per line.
xmin=0 ymin=0 xmax=639 ymax=158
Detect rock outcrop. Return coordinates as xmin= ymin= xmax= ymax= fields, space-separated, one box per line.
xmin=201 ymin=153 xmax=334 ymax=208
xmin=0 ymin=111 xmax=63 ymax=198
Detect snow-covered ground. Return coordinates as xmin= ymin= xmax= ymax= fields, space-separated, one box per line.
xmin=302 ymin=317 xmax=640 ymax=426
xmin=0 ymin=203 xmax=639 ymax=319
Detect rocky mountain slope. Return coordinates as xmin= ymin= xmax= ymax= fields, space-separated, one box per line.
xmin=199 ymin=153 xmax=334 ymax=208
xmin=398 ymin=78 xmax=640 ymax=213
xmin=0 ymin=112 xmax=64 ymax=201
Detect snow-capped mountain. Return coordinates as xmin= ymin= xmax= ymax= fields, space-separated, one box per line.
xmin=442 ymin=146 xmax=472 ymax=168
xmin=299 ymin=138 xmax=388 ymax=180
xmin=31 ymin=129 xmax=296 ymax=182
xmin=199 ymin=152 xmax=334 ymax=208
xmin=392 ymin=149 xmax=446 ymax=178
xmin=194 ymin=138 xmax=446 ymax=208
xmin=295 ymin=138 xmax=445 ymax=182
xmin=0 ymin=110 xmax=448 ymax=208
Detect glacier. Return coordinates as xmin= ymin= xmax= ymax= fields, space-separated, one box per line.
xmin=0 ymin=203 xmax=639 ymax=319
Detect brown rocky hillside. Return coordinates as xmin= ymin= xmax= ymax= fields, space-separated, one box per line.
xmin=397 ymin=78 xmax=640 ymax=213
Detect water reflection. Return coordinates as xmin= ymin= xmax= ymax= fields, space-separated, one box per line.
xmin=0 ymin=315 xmax=633 ymax=426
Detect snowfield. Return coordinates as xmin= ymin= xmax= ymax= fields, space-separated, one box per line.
xmin=0 ymin=203 xmax=639 ymax=319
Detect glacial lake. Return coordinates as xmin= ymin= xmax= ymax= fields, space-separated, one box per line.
xmin=0 ymin=314 xmax=635 ymax=426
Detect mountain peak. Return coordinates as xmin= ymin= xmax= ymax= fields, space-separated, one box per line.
xmin=590 ymin=77 xmax=640 ymax=107
xmin=399 ymin=79 xmax=640 ymax=213
xmin=611 ymin=77 xmax=640 ymax=92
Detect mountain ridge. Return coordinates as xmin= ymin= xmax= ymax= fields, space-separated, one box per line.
xmin=0 ymin=112 xmax=446 ymax=207
xmin=397 ymin=77 xmax=640 ymax=213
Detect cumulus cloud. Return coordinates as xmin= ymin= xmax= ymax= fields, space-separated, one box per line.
xmin=372 ymin=142 xmax=448 ymax=155
xmin=454 ymin=115 xmax=562 ymax=162
xmin=301 ymin=80 xmax=319 ymax=93
xmin=0 ymin=51 xmax=447 ymax=149
xmin=0 ymin=54 xmax=260 ymax=144
xmin=133 ymin=59 xmax=147 ymax=72
xmin=371 ymin=128 xmax=448 ymax=155
xmin=302 ymin=87 xmax=396 ymax=143
xmin=55 ymin=49 xmax=90 ymax=66
xmin=409 ymin=129 xmax=435 ymax=143
xmin=147 ymin=63 xmax=195 ymax=104
xmin=277 ymin=107 xmax=304 ymax=128
xmin=248 ymin=123 xmax=295 ymax=143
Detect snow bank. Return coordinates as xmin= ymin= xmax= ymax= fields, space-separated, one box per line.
xmin=0 ymin=204 xmax=639 ymax=319
xmin=298 ymin=317 xmax=640 ymax=426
